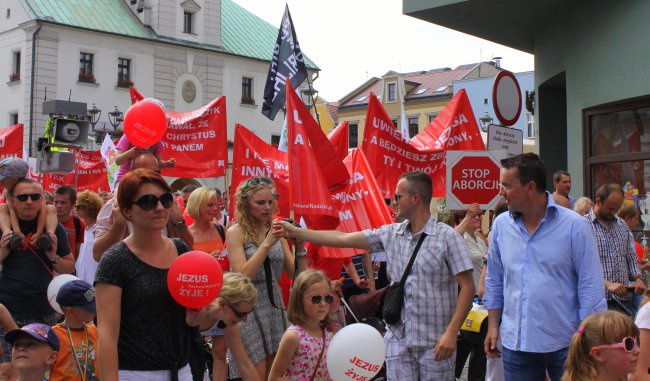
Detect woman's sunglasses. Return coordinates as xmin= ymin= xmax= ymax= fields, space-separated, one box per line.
xmin=592 ymin=336 xmax=638 ymax=352
xmin=14 ymin=193 xmax=42 ymax=202
xmin=133 ymin=192 xmax=174 ymax=211
xmin=309 ymin=294 xmax=334 ymax=305
xmin=243 ymin=177 xmax=273 ymax=191
xmin=227 ymin=304 xmax=251 ymax=318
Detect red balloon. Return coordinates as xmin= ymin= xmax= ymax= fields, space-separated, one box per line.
xmin=123 ymin=99 xmax=168 ymax=147
xmin=167 ymin=251 xmax=223 ymax=309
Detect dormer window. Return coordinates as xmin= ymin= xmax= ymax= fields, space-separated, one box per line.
xmin=181 ymin=0 xmax=201 ymax=34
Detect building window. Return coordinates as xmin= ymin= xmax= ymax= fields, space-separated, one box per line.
xmin=117 ymin=58 xmax=132 ymax=87
xmin=428 ymin=113 xmax=438 ymax=124
xmin=408 ymin=116 xmax=419 ymax=138
xmin=349 ymin=122 xmax=358 ymax=148
xmin=241 ymin=77 xmax=254 ymax=104
xmin=387 ymin=83 xmax=397 ymax=102
xmin=9 ymin=51 xmax=20 ymax=82
xmin=9 ymin=113 xmax=18 ymax=125
xmin=525 ymin=112 xmax=535 ymax=138
xmin=79 ymin=52 xmax=94 ymax=82
xmin=391 ymin=118 xmax=398 ymax=127
xmin=271 ymin=134 xmax=280 ymax=149
xmin=583 ymin=99 xmax=650 ymax=198
xmin=183 ymin=12 xmax=193 ymax=33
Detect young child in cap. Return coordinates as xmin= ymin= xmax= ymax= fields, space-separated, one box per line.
xmin=0 ymin=157 xmax=57 ymax=251
xmin=5 ymin=323 xmax=59 ymax=381
xmin=50 ymin=280 xmax=100 ymax=381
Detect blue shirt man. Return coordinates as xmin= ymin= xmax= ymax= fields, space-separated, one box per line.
xmin=483 ymin=153 xmax=606 ymax=381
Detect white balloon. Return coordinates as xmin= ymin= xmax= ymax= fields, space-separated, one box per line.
xmin=327 ymin=323 xmax=385 ymax=381
xmin=47 ymin=274 xmax=80 ymax=314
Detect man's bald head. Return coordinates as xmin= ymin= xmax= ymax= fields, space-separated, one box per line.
xmin=132 ymin=153 xmax=160 ymax=172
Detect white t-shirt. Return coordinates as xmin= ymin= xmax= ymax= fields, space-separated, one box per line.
xmin=76 ymin=224 xmax=98 ymax=284
xmin=635 ymin=301 xmax=650 ymax=329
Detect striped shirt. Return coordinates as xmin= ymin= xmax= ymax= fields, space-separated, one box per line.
xmin=364 ymin=216 xmax=472 ymax=347
xmin=584 ymin=209 xmax=640 ymax=301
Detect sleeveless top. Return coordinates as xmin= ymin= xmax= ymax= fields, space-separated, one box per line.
xmin=284 ymin=325 xmax=332 ymax=381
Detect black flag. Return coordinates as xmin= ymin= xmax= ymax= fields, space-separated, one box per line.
xmin=262 ymin=5 xmax=308 ymax=121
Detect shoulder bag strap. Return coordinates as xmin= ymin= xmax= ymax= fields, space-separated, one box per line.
xmin=213 ymin=223 xmax=226 ymax=242
xmin=27 ymin=246 xmax=54 ymax=277
xmin=309 ymin=329 xmax=327 ymax=381
xmin=398 ymin=232 xmax=427 ymax=287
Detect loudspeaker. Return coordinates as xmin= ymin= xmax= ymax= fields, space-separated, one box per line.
xmin=51 ymin=118 xmax=90 ymax=146
xmin=37 ymin=151 xmax=75 ymax=174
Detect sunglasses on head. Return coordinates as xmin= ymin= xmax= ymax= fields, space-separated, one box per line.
xmin=133 ymin=192 xmax=174 ymax=211
xmin=592 ymin=336 xmax=638 ymax=353
xmin=14 ymin=193 xmax=42 ymax=202
xmin=309 ymin=294 xmax=334 ymax=305
xmin=243 ymin=177 xmax=273 ymax=191
xmin=227 ymin=304 xmax=251 ymax=318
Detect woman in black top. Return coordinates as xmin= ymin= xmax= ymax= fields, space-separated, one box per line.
xmin=95 ymin=169 xmax=196 ymax=381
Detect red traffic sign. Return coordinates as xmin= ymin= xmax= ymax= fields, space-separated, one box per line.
xmin=492 ymin=70 xmax=522 ymax=127
xmin=446 ymin=151 xmax=502 ymax=210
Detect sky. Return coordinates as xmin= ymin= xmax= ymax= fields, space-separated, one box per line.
xmin=234 ymin=0 xmax=535 ymax=102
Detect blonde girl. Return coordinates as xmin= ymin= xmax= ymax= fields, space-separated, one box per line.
xmin=563 ymin=310 xmax=640 ymax=381
xmin=269 ymin=270 xmax=333 ymax=381
xmin=225 ymin=177 xmax=306 ymax=380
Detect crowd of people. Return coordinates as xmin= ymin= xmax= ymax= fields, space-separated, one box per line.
xmin=0 ymin=150 xmax=649 ymax=381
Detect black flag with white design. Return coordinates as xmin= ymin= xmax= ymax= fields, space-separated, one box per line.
xmin=262 ymin=5 xmax=308 ymax=121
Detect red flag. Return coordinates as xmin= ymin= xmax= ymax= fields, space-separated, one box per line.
xmin=410 ymin=89 xmax=485 ymax=151
xmin=230 ymin=124 xmax=290 ymax=218
xmin=319 ymin=149 xmax=393 ymax=258
xmin=42 ymin=151 xmax=110 ymax=193
xmin=129 ymin=86 xmax=145 ymax=104
xmin=0 ymin=124 xmax=24 ymax=160
xmin=327 ymin=121 xmax=349 ymax=163
xmin=161 ymin=97 xmax=228 ymax=178
xmin=286 ymin=83 xmax=341 ymax=229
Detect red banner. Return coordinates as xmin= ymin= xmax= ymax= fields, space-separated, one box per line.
xmin=361 ymin=90 xmax=485 ymax=198
xmin=230 ymin=124 xmax=290 ymax=219
xmin=327 ymin=121 xmax=349 ymax=163
xmin=42 ymin=151 xmax=110 ymax=194
xmin=129 ymin=86 xmax=145 ymax=104
xmin=161 ymin=97 xmax=228 ymax=178
xmin=0 ymin=124 xmax=24 ymax=160
xmin=287 ymin=83 xmax=342 ymax=230
xmin=320 ymin=149 xmax=394 ymax=258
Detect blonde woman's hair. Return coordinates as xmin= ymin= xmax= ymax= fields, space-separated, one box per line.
xmin=287 ymin=270 xmax=331 ymax=328
xmin=563 ymin=310 xmax=639 ymax=381
xmin=218 ymin=272 xmax=257 ymax=305
xmin=574 ymin=196 xmax=594 ymax=216
xmin=76 ymin=190 xmax=104 ymax=221
xmin=186 ymin=187 xmax=216 ymax=220
xmin=234 ymin=177 xmax=276 ymax=247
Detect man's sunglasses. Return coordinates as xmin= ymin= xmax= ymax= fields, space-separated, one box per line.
xmin=592 ymin=336 xmax=638 ymax=352
xmin=309 ymin=294 xmax=334 ymax=305
xmin=14 ymin=193 xmax=42 ymax=202
xmin=133 ymin=192 xmax=174 ymax=211
xmin=227 ymin=304 xmax=251 ymax=318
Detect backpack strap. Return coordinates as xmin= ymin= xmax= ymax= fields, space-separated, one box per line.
xmin=72 ymin=215 xmax=81 ymax=238
xmin=172 ymin=237 xmax=191 ymax=255
xmin=213 ymin=223 xmax=225 ymax=242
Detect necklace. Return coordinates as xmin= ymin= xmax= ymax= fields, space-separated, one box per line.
xmin=65 ymin=323 xmax=89 ymax=381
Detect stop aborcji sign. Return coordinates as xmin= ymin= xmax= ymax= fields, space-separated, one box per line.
xmin=446 ymin=151 xmax=502 ymax=210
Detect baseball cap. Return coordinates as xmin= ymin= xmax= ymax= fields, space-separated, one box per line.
xmin=5 ymin=323 xmax=60 ymax=351
xmin=56 ymin=280 xmax=96 ymax=313
xmin=0 ymin=158 xmax=28 ymax=181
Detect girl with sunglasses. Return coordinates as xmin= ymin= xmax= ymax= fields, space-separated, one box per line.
xmin=269 ymin=270 xmax=333 ymax=381
xmin=226 ymin=177 xmax=306 ymax=380
xmin=563 ymin=310 xmax=640 ymax=381
xmin=95 ymin=169 xmax=199 ymax=381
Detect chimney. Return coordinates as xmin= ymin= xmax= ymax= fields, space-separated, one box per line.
xmin=493 ymin=56 xmax=502 ymax=69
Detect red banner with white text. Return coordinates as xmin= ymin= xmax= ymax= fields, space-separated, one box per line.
xmin=287 ymin=83 xmax=343 ymax=230
xmin=230 ymin=124 xmax=290 ymax=219
xmin=319 ymin=149 xmax=393 ymax=258
xmin=41 ymin=151 xmax=110 ymax=193
xmin=161 ymin=97 xmax=228 ymax=178
xmin=361 ymin=90 xmax=485 ymax=198
xmin=0 ymin=124 xmax=24 ymax=160
xmin=327 ymin=121 xmax=349 ymax=163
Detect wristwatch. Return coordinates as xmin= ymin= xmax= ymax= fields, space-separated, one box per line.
xmin=172 ymin=220 xmax=186 ymax=228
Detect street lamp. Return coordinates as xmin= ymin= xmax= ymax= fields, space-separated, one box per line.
xmin=479 ymin=112 xmax=493 ymax=132
xmin=108 ymin=106 xmax=124 ymax=129
xmin=87 ymin=103 xmax=101 ymax=129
